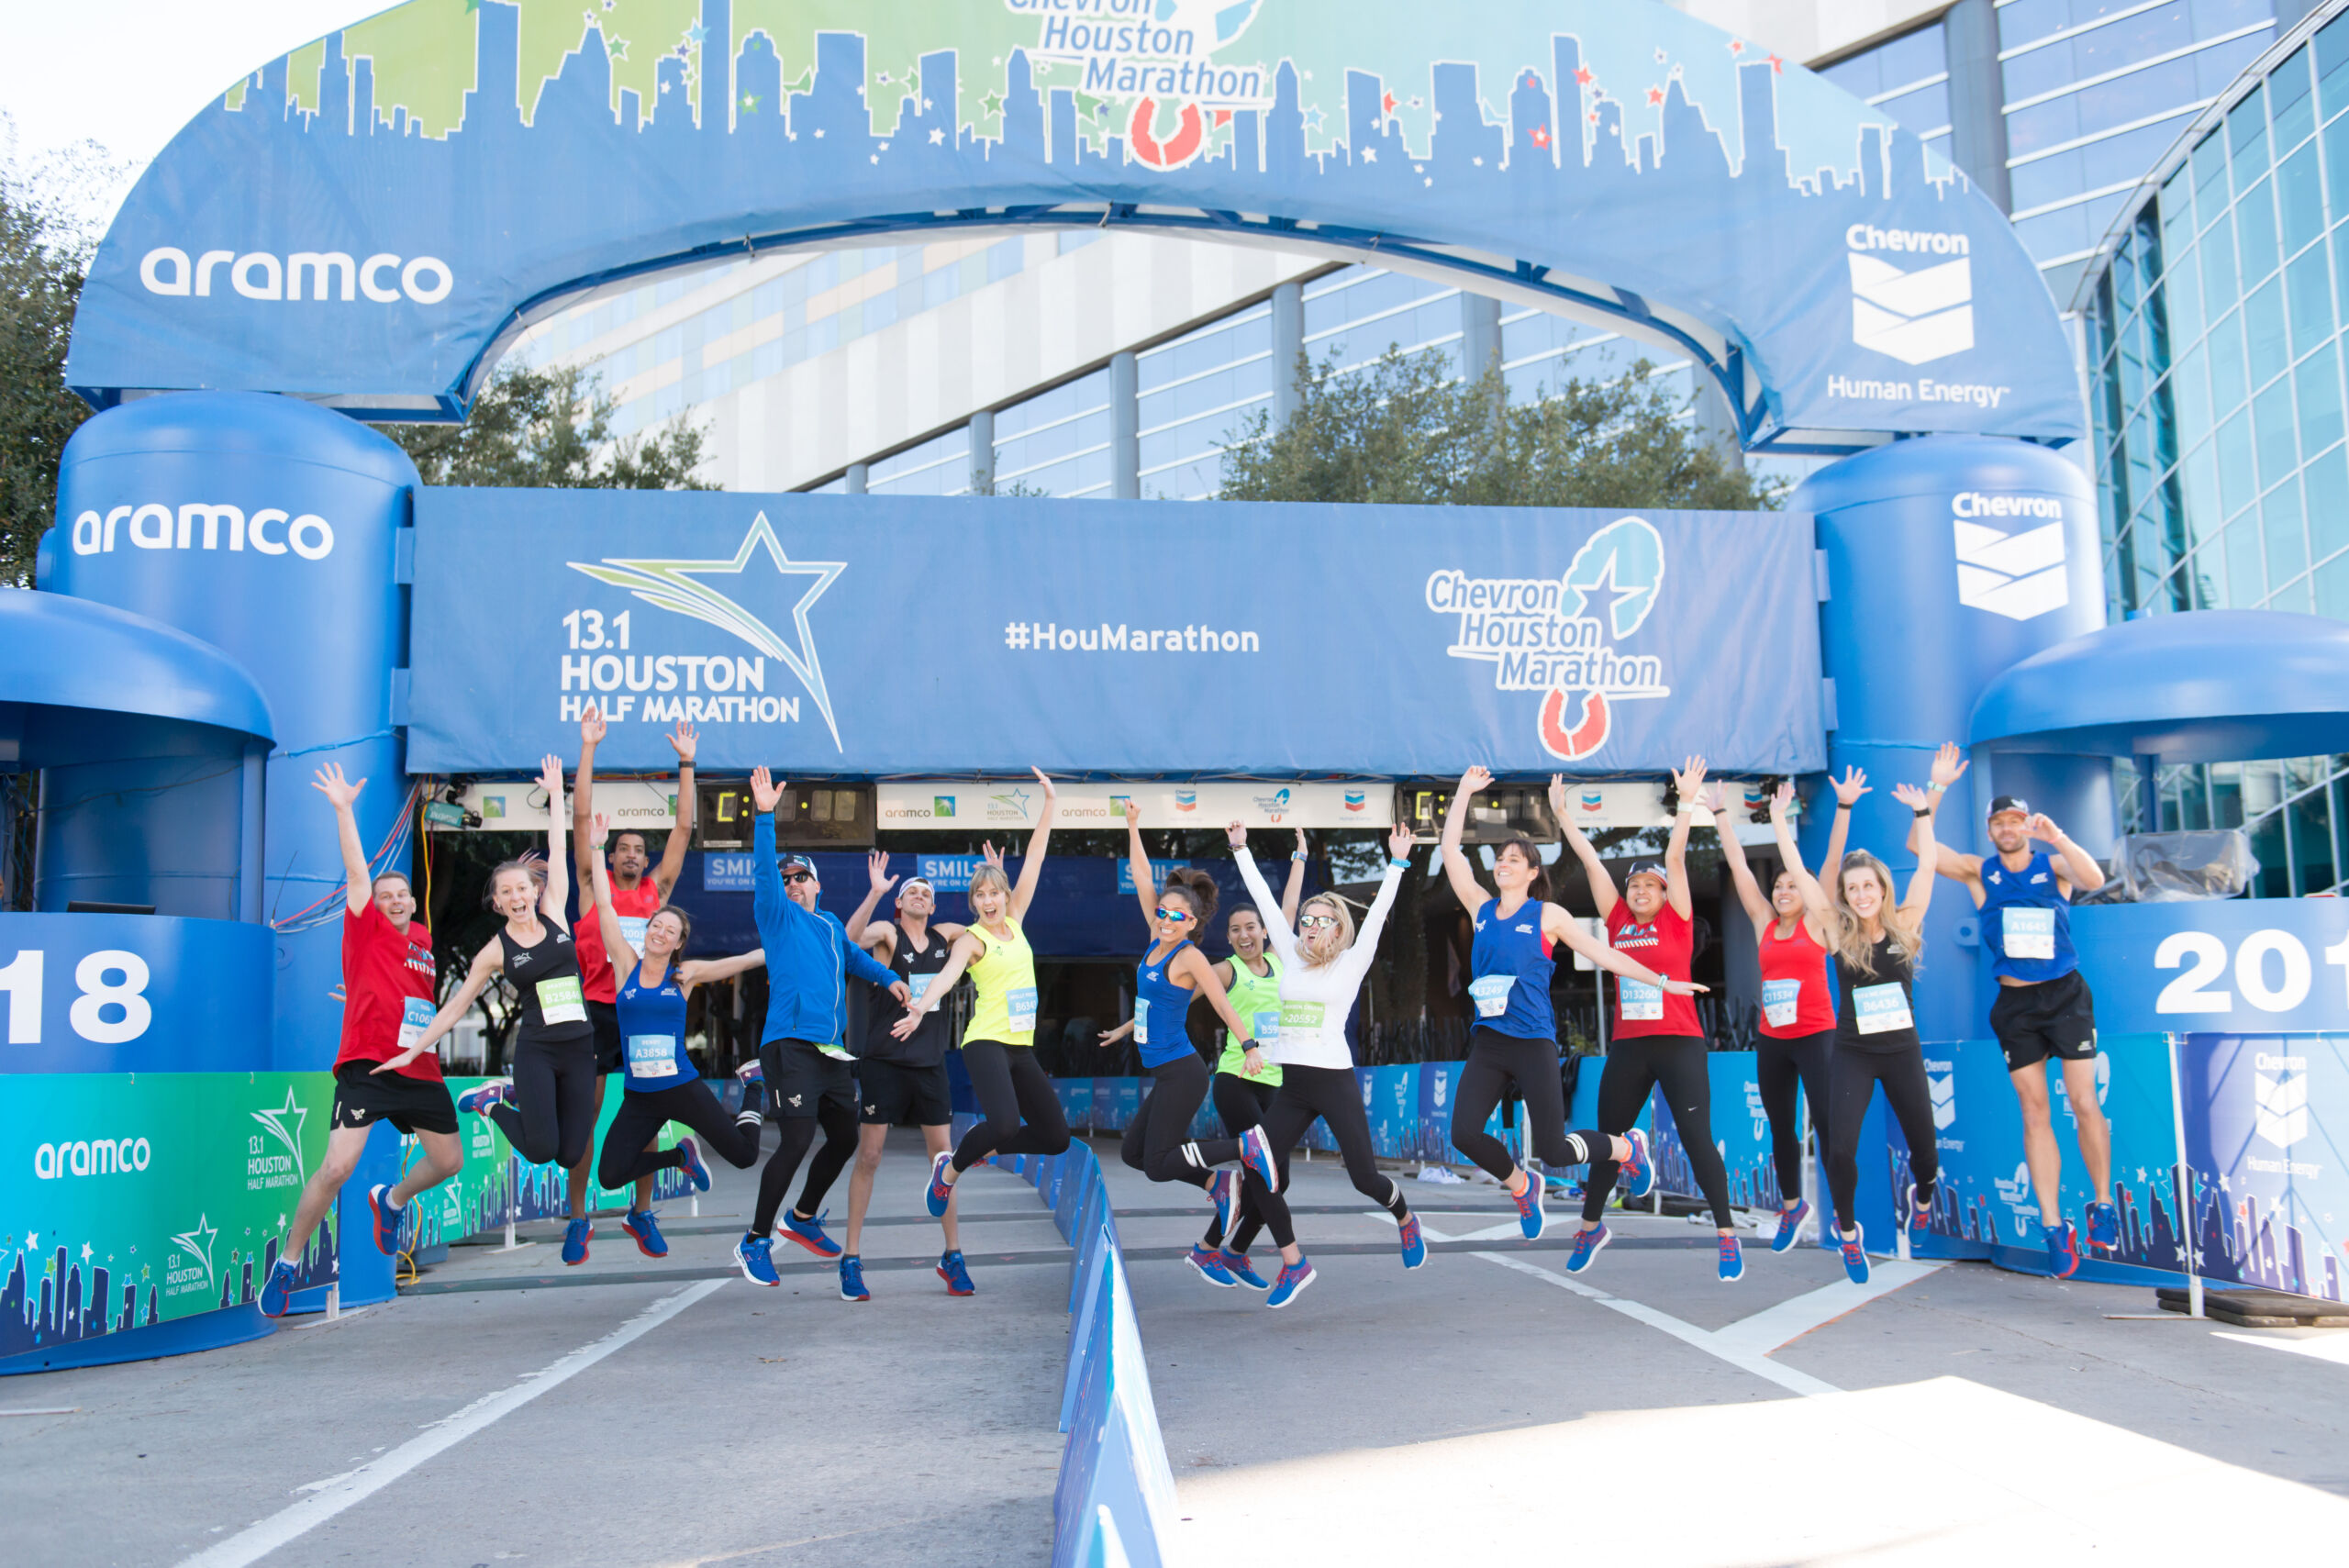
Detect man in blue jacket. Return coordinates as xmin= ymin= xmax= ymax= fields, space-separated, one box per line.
xmin=736 ymin=766 xmax=909 ymax=1287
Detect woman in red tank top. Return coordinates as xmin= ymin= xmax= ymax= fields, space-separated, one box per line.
xmin=1713 ymin=774 xmax=1860 ymax=1252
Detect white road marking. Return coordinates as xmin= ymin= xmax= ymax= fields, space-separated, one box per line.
xmin=2213 ymin=1329 xmax=2349 ymax=1365
xmin=176 ymin=1279 xmax=727 ymax=1568
xmin=1709 ymin=1261 xmax=1941 ymax=1359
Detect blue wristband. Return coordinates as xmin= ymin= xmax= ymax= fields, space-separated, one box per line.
xmin=1389 ymin=857 xmax=1410 ymax=870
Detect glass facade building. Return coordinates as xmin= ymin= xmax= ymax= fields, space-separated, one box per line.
xmin=2083 ymin=2 xmax=2349 ymax=895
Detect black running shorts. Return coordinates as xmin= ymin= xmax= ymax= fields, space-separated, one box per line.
xmin=330 ymin=1061 xmax=459 ymax=1136
xmin=761 ymin=1039 xmax=856 ymax=1120
xmin=588 ymin=998 xmax=626 ymax=1075
xmin=856 ymin=1057 xmax=952 ymax=1127
xmin=1989 ymin=969 xmax=2099 ymax=1073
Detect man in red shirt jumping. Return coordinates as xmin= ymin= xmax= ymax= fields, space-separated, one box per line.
xmin=261 ymin=763 xmax=464 ymax=1317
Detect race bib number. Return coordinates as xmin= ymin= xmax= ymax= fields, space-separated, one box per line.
xmin=1278 ymin=999 xmax=1327 ymax=1035
xmin=907 ymin=972 xmax=935 ymax=1006
xmin=1854 ymin=983 xmax=1914 ymax=1035
xmin=1007 ymin=986 xmax=1038 ymax=1032
xmin=1468 ymin=974 xmax=1515 ymax=1019
xmin=627 ymin=1034 xmax=680 ymax=1079
xmin=1251 ymin=1009 xmax=1281 ymax=1045
xmin=2003 ymin=906 xmax=2056 ymax=961
xmin=618 ymin=916 xmax=651 ymax=953
xmin=536 ymin=975 xmax=586 ymax=1026
xmin=1134 ymin=997 xmax=1150 ymax=1046
xmin=1762 ymin=978 xmax=1801 ymax=1030
xmin=396 ymin=995 xmax=435 ymax=1054
xmin=1620 ymin=979 xmax=1664 ymax=1021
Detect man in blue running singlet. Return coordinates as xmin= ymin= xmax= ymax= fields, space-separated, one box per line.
xmin=1911 ymin=769 xmax=2112 ymax=1280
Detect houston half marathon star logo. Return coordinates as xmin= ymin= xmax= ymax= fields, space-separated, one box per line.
xmin=250 ymin=1087 xmax=309 ymax=1184
xmin=567 ymin=513 xmax=846 ymax=750
xmin=168 ymin=1214 xmax=218 ymax=1289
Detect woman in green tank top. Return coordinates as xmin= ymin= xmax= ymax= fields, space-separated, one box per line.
xmin=1196 ymin=833 xmax=1306 ymax=1284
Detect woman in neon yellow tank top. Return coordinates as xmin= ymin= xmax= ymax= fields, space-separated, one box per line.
xmin=893 ymin=768 xmax=1069 ymax=1218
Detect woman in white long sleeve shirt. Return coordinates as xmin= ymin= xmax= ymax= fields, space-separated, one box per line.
xmin=1225 ymin=820 xmax=1423 ymax=1308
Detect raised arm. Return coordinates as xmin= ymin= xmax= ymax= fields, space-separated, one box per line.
xmin=1549 ymin=772 xmax=1617 ymax=918
xmin=1440 ymin=765 xmax=1496 ymax=914
xmin=1230 ymin=827 xmax=1301 ymax=965
xmin=1545 ymin=909 xmax=1708 ymax=995
xmin=1282 ymin=828 xmax=1308 ymax=929
xmin=677 ymin=948 xmax=765 ymax=994
xmin=588 ymin=817 xmax=638 ymax=979
xmin=1769 ymin=782 xmax=1833 ymax=929
xmin=846 ymin=850 xmax=896 ymax=949
xmin=1707 ymin=783 xmax=1771 ymax=934
xmin=651 ymin=719 xmax=697 ymax=896
xmin=890 ymin=930 xmax=980 ymax=1039
xmin=843 ymin=929 xmax=905 ymax=995
xmin=1174 ymin=946 xmax=1255 ymax=1046
xmin=2034 ymin=807 xmax=2106 ymax=895
xmin=748 ymin=766 xmax=796 ymax=936
xmin=311 ymin=763 xmax=374 ymax=917
xmin=1891 ymin=781 xmax=1943 ymax=921
xmin=571 ymin=705 xmax=606 ymax=893
xmin=1663 ymin=756 xmax=1704 ymax=921
xmin=1008 ymin=767 xmax=1056 ymax=921
xmin=1329 ymin=824 xmax=1416 ymax=990
xmin=537 ymin=753 xmax=572 ymax=925
xmin=1124 ymin=817 xmax=1159 ymax=928
xmin=1822 ymin=764 xmax=1867 ymax=881
xmin=1908 ymin=743 xmax=1987 ymax=889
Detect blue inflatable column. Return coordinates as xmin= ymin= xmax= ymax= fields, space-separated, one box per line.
xmin=43 ymin=392 xmax=418 ymax=1305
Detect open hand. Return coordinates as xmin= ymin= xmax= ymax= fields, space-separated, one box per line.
xmin=580 ymin=704 xmax=607 ymax=747
xmin=1671 ymin=756 xmax=1709 ymax=804
xmin=310 ymin=762 xmax=364 ymax=810
xmin=1929 ymin=742 xmax=1969 ymax=791
xmin=1661 ymin=979 xmax=1709 ymax=995
xmin=867 ymin=849 xmax=897 ymax=895
xmin=1769 ymin=781 xmax=1794 ymax=822
xmin=1030 ymin=766 xmax=1056 ymax=800
xmin=749 ymin=765 xmax=782 ymax=815
xmin=1832 ymin=765 xmax=1871 ymax=806
xmin=1226 ymin=820 xmax=1247 ymax=849
xmin=668 ymin=720 xmax=697 ymax=764
xmin=1891 ymin=783 xmax=1934 ymax=813
xmin=1459 ymin=764 xmax=1493 ymax=796
xmin=589 ymin=811 xmax=611 ymax=847
xmin=889 ymin=1008 xmax=927 ymax=1040
xmin=538 ymin=753 xmax=565 ymax=803
xmin=1386 ymin=822 xmax=1413 ymax=862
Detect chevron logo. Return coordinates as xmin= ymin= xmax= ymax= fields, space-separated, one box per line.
xmin=2254 ymin=1068 xmax=2309 ymax=1149
xmin=1953 ymin=492 xmax=2069 ymax=622
xmin=1928 ymin=1062 xmax=1957 ymax=1130
xmin=1848 ymin=250 xmax=1973 ymax=365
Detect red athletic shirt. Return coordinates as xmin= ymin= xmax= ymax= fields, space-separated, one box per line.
xmin=1756 ymin=918 xmax=1839 ymax=1038
xmin=339 ymin=902 xmax=440 ymax=1080
xmin=1606 ymin=901 xmax=1701 ymax=1039
xmin=576 ymin=878 xmax=666 ymax=1003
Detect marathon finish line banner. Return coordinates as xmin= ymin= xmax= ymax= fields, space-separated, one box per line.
xmin=406 ymin=490 xmax=1826 ymax=778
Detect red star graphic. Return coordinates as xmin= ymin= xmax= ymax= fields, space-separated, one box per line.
xmin=1574 ymin=66 xmax=1593 ymax=86
xmin=1729 ymin=39 xmax=1745 ymax=54
xmin=1523 ymin=72 xmax=1540 ymax=90
xmin=1214 ymin=107 xmax=1231 ymax=128
xmin=1530 ymin=123 xmax=1551 ymax=148
xmin=1766 ymin=53 xmax=1784 ymax=73
xmin=1588 ymin=109 xmax=1599 ymax=123
xmin=1646 ymin=85 xmax=1664 ymax=106
xmin=1382 ymin=90 xmax=1397 ymax=114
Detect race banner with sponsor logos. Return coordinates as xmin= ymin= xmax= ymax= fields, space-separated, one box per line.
xmin=407 ymin=490 xmax=1825 ymax=778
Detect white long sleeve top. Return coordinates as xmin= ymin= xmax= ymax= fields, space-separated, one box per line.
xmin=1232 ymin=848 xmax=1406 ymax=1071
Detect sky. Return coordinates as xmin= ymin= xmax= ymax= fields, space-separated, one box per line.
xmin=0 ymin=0 xmax=390 ymax=235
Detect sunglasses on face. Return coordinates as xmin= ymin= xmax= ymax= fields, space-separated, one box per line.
xmin=1298 ymin=913 xmax=1341 ymax=929
xmin=1154 ymin=906 xmax=1195 ymax=923
xmin=784 ymin=870 xmax=815 ymax=885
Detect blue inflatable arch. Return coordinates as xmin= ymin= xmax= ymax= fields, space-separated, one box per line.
xmin=66 ymin=0 xmax=2078 ymax=453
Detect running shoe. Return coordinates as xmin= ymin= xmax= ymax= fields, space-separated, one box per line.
xmin=675 ymin=1137 xmax=711 ymax=1194
xmin=736 ymin=1234 xmax=780 ymax=1286
xmin=1771 ymin=1198 xmax=1810 ymax=1253
xmin=258 ymin=1257 xmax=298 ymax=1318
xmin=1564 ymin=1223 xmax=1610 ymax=1274
xmin=1718 ymin=1232 xmax=1744 ymax=1283
xmin=1237 ymin=1126 xmax=1281 ymax=1194
xmin=620 ymin=1207 xmax=668 ymax=1259
xmin=1265 ymin=1257 xmax=1318 ymax=1308
xmin=1908 ymin=1183 xmax=1934 ymax=1236
xmin=367 ymin=1184 xmax=405 ymax=1256
xmin=780 ymin=1208 xmax=842 ymax=1259
xmin=1216 ymin=1251 xmax=1271 ymax=1290
xmin=839 ymin=1254 xmax=871 ymax=1302
xmin=925 ymin=1151 xmax=955 ymax=1218
xmin=1398 ymin=1212 xmax=1428 ymax=1270
xmin=1839 ymin=1223 xmax=1870 ymax=1284
xmin=2086 ymin=1201 xmax=2121 ymax=1256
xmin=1208 ymin=1169 xmax=1238 ymax=1241
xmin=562 ymin=1217 xmax=593 ymax=1266
xmin=1619 ymin=1128 xmax=1657 ymax=1201
xmin=453 ymin=1080 xmax=510 ymax=1116
xmin=1186 ymin=1243 xmax=1238 ymax=1287
xmin=1509 ymin=1167 xmax=1546 ymax=1241
xmin=937 ymin=1251 xmax=977 ymax=1296
xmin=2044 ymin=1218 xmax=2082 ymax=1280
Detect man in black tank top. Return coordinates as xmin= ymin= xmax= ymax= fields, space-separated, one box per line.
xmin=840 ymin=855 xmax=972 ymax=1299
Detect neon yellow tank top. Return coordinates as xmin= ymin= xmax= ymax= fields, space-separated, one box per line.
xmin=1216 ymin=951 xmax=1285 ymax=1085
xmin=963 ymin=918 xmax=1039 ymax=1048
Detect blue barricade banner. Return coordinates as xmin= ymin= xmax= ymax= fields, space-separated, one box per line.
xmin=1419 ymin=1062 xmax=1460 ymax=1162
xmin=1370 ymin=1066 xmax=1417 ymax=1159
xmin=2178 ymin=1033 xmax=2349 ymax=1302
xmin=1056 ymin=1078 xmax=1096 ymax=1136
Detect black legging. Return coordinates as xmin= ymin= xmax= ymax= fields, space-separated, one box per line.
xmin=490 ymin=1033 xmax=598 ymax=1168
xmin=1230 ymin=1063 xmax=1408 ymax=1252
xmin=1581 ymin=1034 xmax=1733 ymax=1229
xmin=597 ymin=1079 xmax=762 ymax=1191
xmin=1450 ymin=1027 xmax=1611 ymax=1180
xmin=1121 ymin=1054 xmax=1250 ymax=1185
xmin=951 ymin=1039 xmax=1072 ymax=1172
xmin=1756 ymin=1029 xmax=1833 ymax=1206
xmin=751 ymin=1040 xmax=858 ymax=1237
xmin=1204 ymin=1073 xmax=1276 ymax=1249
xmin=1825 ymin=1043 xmax=1939 ymax=1233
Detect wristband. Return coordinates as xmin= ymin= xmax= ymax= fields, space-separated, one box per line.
xmin=1912 ymin=806 xmax=1932 ymax=817
xmin=1927 ymin=781 xmax=1943 ymax=793
xmin=1389 ymin=857 xmax=1410 ymax=870
xmin=1292 ymin=851 xmax=1308 ymax=862
xmin=1835 ymin=802 xmax=1853 ymax=811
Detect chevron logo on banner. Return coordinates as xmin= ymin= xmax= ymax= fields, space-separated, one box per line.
xmin=2255 ymin=1066 xmax=2309 ymax=1149
xmin=1952 ymin=492 xmax=2069 ymax=622
xmin=1848 ymin=250 xmax=1974 ymax=365
xmin=1927 ymin=1059 xmax=1957 ymax=1131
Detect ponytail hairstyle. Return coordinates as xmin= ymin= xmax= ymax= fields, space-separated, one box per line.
xmin=1830 ymin=850 xmax=1925 ymax=977
xmin=1491 ymin=836 xmax=1552 ymax=902
xmin=1159 ymin=866 xmax=1220 ymax=928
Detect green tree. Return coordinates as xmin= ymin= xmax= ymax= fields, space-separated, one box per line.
xmin=379 ymin=361 xmax=716 ymax=489
xmin=1219 ymin=347 xmax=1780 ymax=511
xmin=0 ymin=150 xmax=100 ymax=585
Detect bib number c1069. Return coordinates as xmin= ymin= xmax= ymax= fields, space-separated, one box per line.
xmin=396 ymin=995 xmax=436 ymax=1053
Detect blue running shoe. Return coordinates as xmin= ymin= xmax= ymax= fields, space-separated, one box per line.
xmin=1216 ymin=1250 xmax=1271 ymax=1290
xmin=1509 ymin=1168 xmax=1545 ymax=1241
xmin=839 ymin=1254 xmax=871 ymax=1302
xmin=2086 ymin=1200 xmax=2120 ymax=1256
xmin=453 ymin=1080 xmax=510 ymax=1116
xmin=937 ymin=1250 xmax=976 ymax=1296
xmin=780 ymin=1208 xmax=842 ymax=1259
xmin=1186 ymin=1243 xmax=1238 ymax=1287
xmin=1839 ymin=1223 xmax=1870 ymax=1284
xmin=1207 ymin=1169 xmax=1238 ymax=1240
xmin=1718 ymin=1232 xmax=1744 ymax=1283
xmin=621 ymin=1208 xmax=668 ymax=1259
xmin=736 ymin=1234 xmax=780 ymax=1286
xmin=1265 ymin=1256 xmax=1317 ymax=1308
xmin=1564 ymin=1223 xmax=1610 ymax=1274
xmin=1907 ymin=1183 xmax=1934 ymax=1236
xmin=259 ymin=1257 xmax=298 ymax=1318
xmin=1398 ymin=1212 xmax=1428 ymax=1270
xmin=367 ymin=1184 xmax=405 ymax=1257
xmin=675 ymin=1136 xmax=711 ymax=1194
xmin=1771 ymin=1198 xmax=1809 ymax=1253
xmin=562 ymin=1217 xmax=592 ymax=1266
xmin=2044 ymin=1218 xmax=2082 ymax=1280
xmin=1619 ymin=1128 xmax=1657 ymax=1201
xmin=1237 ymin=1126 xmax=1281 ymax=1194
xmin=925 ymin=1151 xmax=955 ymax=1218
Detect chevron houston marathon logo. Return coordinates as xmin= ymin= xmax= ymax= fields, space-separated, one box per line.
xmin=2254 ymin=1053 xmax=2309 ymax=1149
xmin=1425 ymin=517 xmax=1670 ymax=763
xmin=1953 ymin=491 xmax=2069 ymax=621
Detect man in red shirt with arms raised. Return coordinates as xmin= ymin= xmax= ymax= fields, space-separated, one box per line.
xmin=563 ymin=706 xmax=697 ymax=1262
xmin=261 ymin=763 xmax=464 ymax=1317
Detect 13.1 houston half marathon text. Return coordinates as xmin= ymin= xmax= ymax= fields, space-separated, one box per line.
xmin=558 ymin=653 xmax=802 ymax=727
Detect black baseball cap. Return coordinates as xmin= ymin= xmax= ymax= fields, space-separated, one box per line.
xmin=778 ymin=853 xmax=818 ymax=880
xmin=1986 ymin=795 xmax=2031 ymax=822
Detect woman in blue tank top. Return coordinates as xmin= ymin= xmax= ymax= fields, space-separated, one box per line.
xmin=1115 ymin=817 xmax=1281 ymax=1272
xmin=586 ymin=817 xmax=768 ymax=1258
